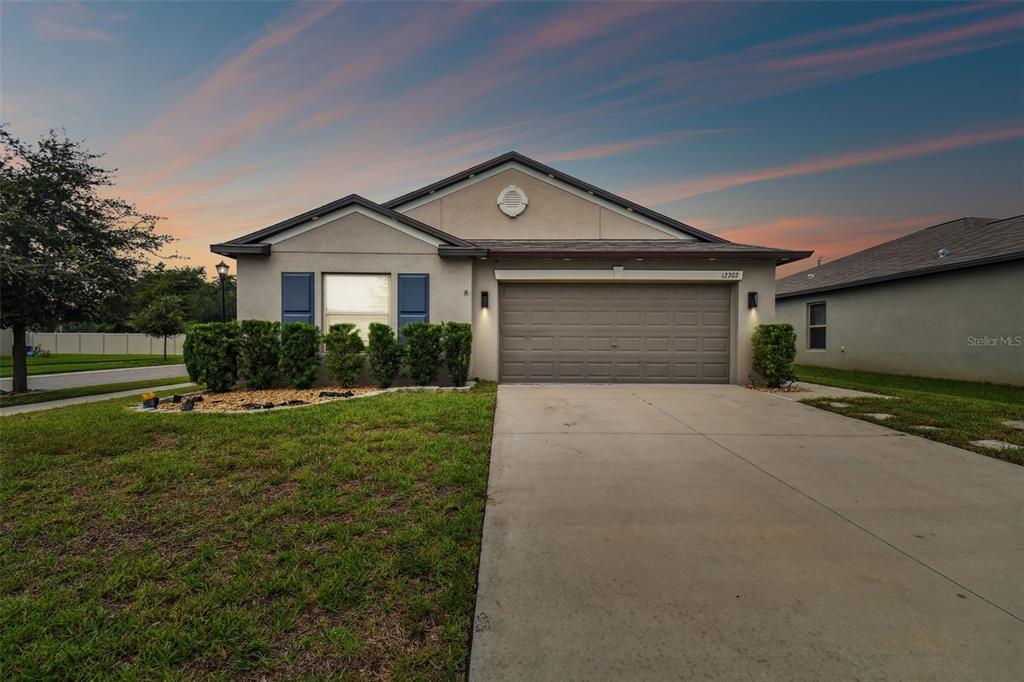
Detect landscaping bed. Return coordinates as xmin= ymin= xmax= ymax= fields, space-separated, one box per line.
xmin=1 ymin=382 xmax=497 ymax=678
xmin=145 ymin=384 xmax=472 ymax=413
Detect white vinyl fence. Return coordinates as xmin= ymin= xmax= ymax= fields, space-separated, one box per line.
xmin=0 ymin=329 xmax=185 ymax=356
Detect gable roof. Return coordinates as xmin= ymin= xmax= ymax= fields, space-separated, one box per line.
xmin=383 ymin=151 xmax=728 ymax=243
xmin=776 ymin=215 xmax=1024 ymax=299
xmin=210 ymin=194 xmax=473 ymax=257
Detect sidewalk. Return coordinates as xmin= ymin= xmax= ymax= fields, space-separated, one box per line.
xmin=0 ymin=364 xmax=187 ymax=392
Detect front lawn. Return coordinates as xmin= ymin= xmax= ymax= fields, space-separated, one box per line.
xmin=0 ymin=383 xmax=496 ymax=678
xmin=796 ymin=366 xmax=1023 ymax=465
xmin=0 ymin=353 xmax=184 ymax=377
xmin=0 ymin=376 xmax=192 ymax=409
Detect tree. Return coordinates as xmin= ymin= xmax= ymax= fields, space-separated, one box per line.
xmin=130 ymin=296 xmax=186 ymax=359
xmin=0 ymin=126 xmax=171 ymax=391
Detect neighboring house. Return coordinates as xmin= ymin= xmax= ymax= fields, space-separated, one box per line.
xmin=776 ymin=216 xmax=1024 ymax=385
xmin=212 ymin=152 xmax=810 ymax=384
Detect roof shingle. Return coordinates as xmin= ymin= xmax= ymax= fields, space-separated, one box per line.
xmin=776 ymin=215 xmax=1024 ymax=298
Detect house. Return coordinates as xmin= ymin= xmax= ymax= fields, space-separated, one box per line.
xmin=776 ymin=215 xmax=1024 ymax=385
xmin=212 ymin=152 xmax=811 ymax=384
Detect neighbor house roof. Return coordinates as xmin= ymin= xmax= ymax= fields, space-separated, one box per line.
xmin=776 ymin=215 xmax=1024 ymax=299
xmin=440 ymin=240 xmax=811 ymax=265
xmin=383 ymin=151 xmax=728 ymax=243
xmin=210 ymin=194 xmax=474 ymax=257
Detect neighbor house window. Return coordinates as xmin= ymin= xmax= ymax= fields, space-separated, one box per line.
xmin=324 ymin=274 xmax=390 ymax=340
xmin=808 ymin=302 xmax=827 ymax=350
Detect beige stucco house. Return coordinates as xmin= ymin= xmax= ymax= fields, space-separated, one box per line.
xmin=212 ymin=152 xmax=810 ymax=384
xmin=776 ymin=216 xmax=1023 ymax=385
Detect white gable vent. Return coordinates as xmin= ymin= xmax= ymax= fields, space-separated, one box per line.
xmin=498 ymin=185 xmax=528 ymax=218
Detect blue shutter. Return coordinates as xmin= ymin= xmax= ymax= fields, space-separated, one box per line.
xmin=282 ymin=272 xmax=314 ymax=325
xmin=398 ymin=274 xmax=429 ymax=332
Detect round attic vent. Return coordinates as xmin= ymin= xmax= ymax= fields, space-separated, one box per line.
xmin=497 ymin=185 xmax=528 ymax=218
xmin=937 ymin=248 xmax=950 ymax=259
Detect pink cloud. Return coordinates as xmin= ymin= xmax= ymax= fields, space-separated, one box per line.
xmin=542 ymin=129 xmax=749 ymax=163
xmin=627 ymin=125 xmax=1024 ymax=205
xmin=34 ymin=2 xmax=116 ymax=44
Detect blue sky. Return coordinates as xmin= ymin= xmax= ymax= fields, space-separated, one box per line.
xmin=3 ymin=1 xmax=1022 ymax=274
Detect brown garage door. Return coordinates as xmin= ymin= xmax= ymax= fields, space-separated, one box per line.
xmin=499 ymin=283 xmax=731 ymax=383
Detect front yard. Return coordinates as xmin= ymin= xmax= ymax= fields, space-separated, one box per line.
xmin=0 ymin=353 xmax=184 ymax=378
xmin=0 ymin=383 xmax=496 ymax=679
xmin=796 ymin=365 xmax=1024 ymax=465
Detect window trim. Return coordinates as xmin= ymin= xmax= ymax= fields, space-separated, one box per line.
xmin=807 ymin=301 xmax=827 ymax=350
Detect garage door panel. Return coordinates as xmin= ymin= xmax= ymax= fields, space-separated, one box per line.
xmin=500 ymin=283 xmax=731 ymax=383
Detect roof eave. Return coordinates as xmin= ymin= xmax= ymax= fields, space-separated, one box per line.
xmin=776 ymin=252 xmax=1024 ymax=299
xmin=438 ymin=247 xmax=812 ymax=263
xmin=210 ymin=243 xmax=271 ymax=257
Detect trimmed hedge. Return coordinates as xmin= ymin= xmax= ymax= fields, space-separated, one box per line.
xmin=402 ymin=322 xmax=443 ymax=386
xmin=324 ymin=323 xmax=365 ymax=387
xmin=183 ymin=322 xmax=239 ymax=392
xmin=238 ymin=320 xmax=280 ymax=389
xmin=368 ymin=323 xmax=403 ymax=388
xmin=441 ymin=322 xmax=472 ymax=387
xmin=751 ymin=323 xmax=797 ymax=387
xmin=279 ymin=322 xmax=321 ymax=389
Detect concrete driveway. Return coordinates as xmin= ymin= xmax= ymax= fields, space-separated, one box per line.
xmin=470 ymin=384 xmax=1024 ymax=681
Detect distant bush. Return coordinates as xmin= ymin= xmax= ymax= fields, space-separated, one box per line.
xmin=184 ymin=321 xmax=239 ymax=392
xmin=751 ymin=323 xmax=797 ymax=388
xmin=279 ymin=322 xmax=321 ymax=389
xmin=238 ymin=320 xmax=280 ymax=389
xmin=324 ymin=323 xmax=365 ymax=387
xmin=403 ymin=322 xmax=443 ymax=386
xmin=368 ymin=323 xmax=403 ymax=388
xmin=441 ymin=321 xmax=472 ymax=387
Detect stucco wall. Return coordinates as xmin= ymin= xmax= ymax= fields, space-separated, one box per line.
xmin=398 ymin=168 xmax=683 ymax=240
xmin=775 ymin=261 xmax=1024 ymax=385
xmin=236 ymin=212 xmax=473 ymax=330
xmin=470 ymin=259 xmax=776 ymax=383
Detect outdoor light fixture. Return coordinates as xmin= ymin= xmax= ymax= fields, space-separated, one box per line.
xmin=481 ymin=291 xmax=489 ymax=308
xmin=215 ymin=260 xmax=230 ymax=322
xmin=747 ymin=291 xmax=758 ymax=309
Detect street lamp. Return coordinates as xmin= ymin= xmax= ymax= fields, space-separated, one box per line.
xmin=215 ymin=260 xmax=230 ymax=322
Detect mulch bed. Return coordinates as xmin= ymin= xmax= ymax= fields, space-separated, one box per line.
xmin=150 ymin=386 xmax=380 ymax=413
xmin=746 ymin=384 xmax=806 ymax=393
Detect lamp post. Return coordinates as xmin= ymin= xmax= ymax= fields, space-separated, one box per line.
xmin=215 ymin=260 xmax=230 ymax=322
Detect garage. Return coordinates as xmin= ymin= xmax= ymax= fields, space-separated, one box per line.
xmin=499 ymin=283 xmax=731 ymax=383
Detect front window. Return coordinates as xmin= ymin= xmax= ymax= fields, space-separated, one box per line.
xmin=808 ymin=302 xmax=827 ymax=350
xmin=324 ymin=274 xmax=390 ymax=340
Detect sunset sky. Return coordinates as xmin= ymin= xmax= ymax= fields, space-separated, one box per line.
xmin=3 ymin=1 xmax=1022 ymax=277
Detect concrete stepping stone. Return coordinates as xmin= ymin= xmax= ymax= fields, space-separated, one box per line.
xmin=912 ymin=425 xmax=939 ymax=431
xmin=828 ymin=401 xmax=850 ymax=408
xmin=970 ymin=439 xmax=1021 ymax=451
xmin=1002 ymin=419 xmax=1024 ymax=431
xmin=862 ymin=413 xmax=893 ymax=420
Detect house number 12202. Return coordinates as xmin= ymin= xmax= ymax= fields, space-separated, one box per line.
xmin=720 ymin=271 xmax=741 ymax=279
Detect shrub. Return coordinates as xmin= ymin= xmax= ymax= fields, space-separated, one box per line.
xmin=324 ymin=323 xmax=366 ymax=387
xmin=441 ymin=321 xmax=472 ymax=387
xmin=751 ymin=323 xmax=797 ymax=387
xmin=238 ymin=320 xmax=280 ymax=389
xmin=184 ymin=321 xmax=240 ymax=392
xmin=279 ymin=322 xmax=321 ymax=388
xmin=367 ymin=323 xmax=403 ymax=388
xmin=403 ymin=322 xmax=443 ymax=386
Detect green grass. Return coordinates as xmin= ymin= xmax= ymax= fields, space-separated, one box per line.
xmin=0 ymin=377 xmax=193 ymax=409
xmin=1 ymin=354 xmax=184 ymax=377
xmin=0 ymin=382 xmax=497 ymax=679
xmin=795 ymin=366 xmax=1024 ymax=465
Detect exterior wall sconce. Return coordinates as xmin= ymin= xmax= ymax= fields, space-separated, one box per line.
xmin=747 ymin=291 xmax=758 ymax=309
xmin=481 ymin=291 xmax=489 ymax=308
